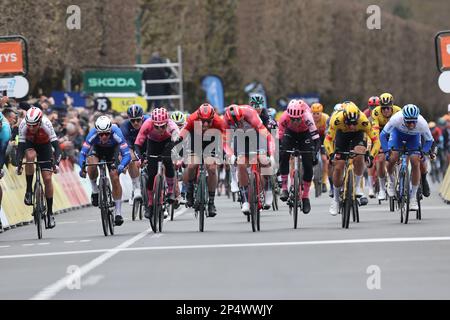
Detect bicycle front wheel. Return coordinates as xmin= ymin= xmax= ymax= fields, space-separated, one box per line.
xmin=34 ymin=182 xmax=44 ymax=239
xmin=198 ymin=173 xmax=208 ymax=232
xmin=342 ymin=170 xmax=353 ymax=229
xmin=293 ymin=170 xmax=300 ymax=229
xmin=248 ymin=172 xmax=258 ymax=232
xmin=98 ymin=181 xmax=109 ymax=236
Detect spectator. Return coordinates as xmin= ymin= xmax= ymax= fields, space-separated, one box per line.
xmin=59 ymin=121 xmax=83 ymax=165
xmin=143 ymin=51 xmax=172 ymax=111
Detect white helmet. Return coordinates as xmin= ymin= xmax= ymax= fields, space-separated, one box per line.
xmin=333 ymin=103 xmax=343 ymax=112
xmin=95 ymin=115 xmax=112 ymax=133
xmin=25 ymin=107 xmax=43 ymax=125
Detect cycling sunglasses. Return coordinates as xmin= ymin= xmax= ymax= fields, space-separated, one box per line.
xmin=130 ymin=118 xmax=142 ymax=124
xmin=290 ymin=117 xmax=302 ymax=122
xmin=98 ymin=132 xmax=111 ymax=137
xmin=154 ymin=123 xmax=167 ymax=129
xmin=404 ymin=119 xmax=417 ymax=124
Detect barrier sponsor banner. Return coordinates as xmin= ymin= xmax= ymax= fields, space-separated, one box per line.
xmin=83 ymin=70 xmax=143 ymax=93
xmin=110 ymin=97 xmax=148 ymax=113
xmin=201 ymin=75 xmax=225 ymax=114
xmin=439 ymin=165 xmax=450 ymax=202
xmin=0 ymin=76 xmax=29 ymax=98
xmin=0 ymin=207 xmax=10 ymax=228
xmin=0 ymin=41 xmax=24 ymax=74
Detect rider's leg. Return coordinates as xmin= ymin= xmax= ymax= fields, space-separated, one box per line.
xmin=110 ymin=169 xmax=122 ymax=212
xmin=87 ymin=156 xmax=100 ymax=192
xmin=237 ymin=156 xmax=249 ymax=202
xmin=322 ymin=153 xmax=329 ymax=187
xmin=128 ymin=151 xmax=141 ymax=198
xmin=353 ymin=145 xmax=367 ymax=197
xmin=206 ymin=158 xmax=218 ymax=216
xmin=420 ymin=156 xmax=430 ymax=197
xmin=24 ymin=149 xmax=36 ymax=204
xmin=183 ymin=154 xmax=199 ymax=207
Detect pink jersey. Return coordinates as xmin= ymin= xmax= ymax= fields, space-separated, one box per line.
xmin=135 ymin=118 xmax=179 ymax=146
xmin=278 ymin=110 xmax=320 ymax=140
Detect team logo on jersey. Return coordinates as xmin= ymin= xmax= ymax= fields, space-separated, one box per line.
xmin=362 ymin=121 xmax=369 ymax=127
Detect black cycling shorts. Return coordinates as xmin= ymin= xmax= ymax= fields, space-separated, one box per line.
xmin=89 ymin=145 xmax=119 ymax=170
xmin=24 ymin=140 xmax=53 ymax=171
xmin=334 ymin=130 xmax=367 ymax=158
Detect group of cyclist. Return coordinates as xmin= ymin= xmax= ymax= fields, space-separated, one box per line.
xmin=3 ymin=90 xmax=441 ymax=230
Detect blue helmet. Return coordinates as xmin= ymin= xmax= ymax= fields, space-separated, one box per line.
xmin=402 ymin=104 xmax=420 ymax=120
xmin=268 ymin=107 xmax=277 ymax=118
xmin=127 ymin=104 xmax=144 ymax=119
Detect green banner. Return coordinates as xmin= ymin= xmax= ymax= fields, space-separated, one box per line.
xmin=83 ymin=70 xmax=142 ymax=93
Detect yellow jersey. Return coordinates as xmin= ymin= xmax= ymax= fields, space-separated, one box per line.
xmin=324 ymin=110 xmax=380 ymax=157
xmin=371 ymin=105 xmax=401 ymax=134
xmin=314 ymin=112 xmax=330 ymax=137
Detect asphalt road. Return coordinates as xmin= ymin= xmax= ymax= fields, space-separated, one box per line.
xmin=0 ymin=181 xmax=449 ymax=300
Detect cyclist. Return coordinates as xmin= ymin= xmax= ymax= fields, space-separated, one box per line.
xmin=178 ymin=103 xmax=232 ymax=217
xmin=16 ymin=107 xmax=62 ymax=229
xmin=311 ymin=102 xmax=330 ymax=193
xmin=364 ymin=96 xmax=380 ymax=119
xmin=0 ymin=113 xmax=11 ymax=228
xmin=135 ymin=108 xmax=180 ymax=218
xmin=325 ymin=103 xmax=343 ymax=198
xmin=325 ymin=101 xmax=379 ymax=215
xmin=380 ymin=104 xmax=434 ymax=209
xmin=268 ymin=108 xmax=277 ymax=120
xmin=120 ymin=104 xmax=150 ymax=202
xmin=249 ymin=94 xmax=278 ymax=131
xmin=79 ymin=115 xmax=131 ymax=226
xmin=225 ymin=104 xmax=275 ymax=213
xmin=170 ymin=110 xmax=186 ymax=130
xmin=278 ymin=99 xmax=321 ymax=213
xmin=371 ymin=97 xmax=402 ymax=200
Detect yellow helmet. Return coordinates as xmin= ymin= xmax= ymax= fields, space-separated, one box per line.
xmin=311 ymin=103 xmax=324 ymax=113
xmin=342 ymin=101 xmax=360 ymax=124
xmin=380 ymin=93 xmax=394 ymax=106
xmin=428 ymin=121 xmax=436 ymax=129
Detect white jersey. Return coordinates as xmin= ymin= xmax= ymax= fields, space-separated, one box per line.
xmin=18 ymin=116 xmax=58 ymax=144
xmin=382 ymin=112 xmax=433 ymax=142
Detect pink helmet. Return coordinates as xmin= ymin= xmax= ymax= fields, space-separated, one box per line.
xmin=287 ymin=99 xmax=308 ymax=119
xmin=151 ymin=108 xmax=169 ymax=125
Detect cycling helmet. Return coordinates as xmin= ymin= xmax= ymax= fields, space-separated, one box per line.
xmin=368 ymin=96 xmax=380 ymax=109
xmin=151 ymin=108 xmax=169 ymax=125
xmin=287 ymin=99 xmax=308 ymax=118
xmin=428 ymin=121 xmax=436 ymax=129
xmin=402 ymin=104 xmax=420 ymax=121
xmin=225 ymin=104 xmax=244 ymax=124
xmin=249 ymin=94 xmax=265 ymax=109
xmin=25 ymin=107 xmax=43 ymax=125
xmin=170 ymin=110 xmax=186 ymax=125
xmin=311 ymin=103 xmax=324 ymax=113
xmin=268 ymin=107 xmax=277 ymax=118
xmin=333 ymin=103 xmax=343 ymax=112
xmin=127 ymin=104 xmax=144 ymax=119
xmin=380 ymin=93 xmax=394 ymax=106
xmin=197 ymin=103 xmax=215 ymax=120
xmin=95 ymin=115 xmax=112 ymax=133
xmin=342 ymin=102 xmax=360 ymax=124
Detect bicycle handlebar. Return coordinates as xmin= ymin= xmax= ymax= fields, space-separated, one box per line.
xmin=23 ymin=160 xmax=54 ymax=165
xmin=85 ymin=161 xmax=115 ymax=167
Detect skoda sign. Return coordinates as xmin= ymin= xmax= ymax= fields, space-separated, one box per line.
xmin=83 ymin=70 xmax=142 ymax=93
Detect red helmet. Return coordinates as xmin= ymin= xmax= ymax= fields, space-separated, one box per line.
xmin=25 ymin=107 xmax=43 ymax=125
xmin=197 ymin=103 xmax=215 ymax=120
xmin=368 ymin=96 xmax=380 ymax=109
xmin=225 ymin=104 xmax=244 ymax=124
xmin=151 ymin=107 xmax=169 ymax=125
xmin=287 ymin=99 xmax=308 ymax=118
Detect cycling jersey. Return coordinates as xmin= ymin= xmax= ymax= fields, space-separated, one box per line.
xmin=135 ymin=118 xmax=179 ymax=145
xmin=314 ymin=113 xmax=330 ymax=137
xmin=225 ymin=105 xmax=275 ymax=155
xmin=180 ymin=112 xmax=232 ymax=156
xmin=363 ymin=108 xmax=372 ymax=119
xmin=324 ymin=110 xmax=380 ymax=157
xmin=0 ymin=119 xmax=11 ymax=168
xmin=18 ymin=117 xmax=57 ymax=144
xmin=278 ymin=110 xmax=320 ymax=141
xmin=371 ymin=105 xmax=402 ymax=133
xmin=120 ymin=115 xmax=150 ymax=148
xmin=380 ymin=112 xmax=433 ymax=153
xmin=259 ymin=108 xmax=278 ymax=131
xmin=79 ymin=124 xmax=131 ymax=168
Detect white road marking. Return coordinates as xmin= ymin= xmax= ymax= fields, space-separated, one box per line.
xmin=30 ymin=207 xmax=187 ymax=300
xmin=59 ymin=221 xmax=77 ymax=225
xmin=0 ymin=246 xmax=10 ymax=249
xmin=81 ymin=275 xmax=104 ymax=287
xmin=64 ymin=241 xmax=76 ymax=244
xmin=0 ymin=235 xmax=447 ymax=262
xmin=79 ymin=240 xmax=91 ymax=243
xmin=22 ymin=244 xmax=35 ymax=247
xmin=37 ymin=243 xmax=50 ymax=246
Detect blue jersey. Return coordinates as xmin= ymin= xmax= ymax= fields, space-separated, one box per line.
xmin=120 ymin=115 xmax=150 ymax=148
xmin=79 ymin=124 xmax=131 ymax=168
xmin=0 ymin=119 xmax=11 ymax=168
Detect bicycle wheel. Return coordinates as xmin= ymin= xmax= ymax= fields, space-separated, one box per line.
xmin=313 ymin=163 xmax=321 ymax=198
xmin=132 ymin=198 xmax=139 ymax=221
xmin=34 ymin=182 xmax=43 ymax=239
xmin=150 ymin=175 xmax=161 ymax=233
xmin=158 ymin=178 xmax=165 ymax=232
xmin=99 ymin=180 xmax=109 ymax=236
xmin=139 ymin=200 xmax=143 ymax=220
xmin=197 ymin=174 xmax=207 ymax=232
xmin=170 ymin=201 xmax=175 ymax=221
xmin=107 ymin=184 xmax=114 ymax=235
xmin=416 ymin=187 xmax=422 ymax=220
xmin=293 ymin=170 xmax=300 ymax=229
xmin=248 ymin=172 xmax=258 ymax=232
xmin=404 ymin=170 xmax=410 ymax=224
xmin=342 ymin=169 xmax=353 ymax=229
xmin=353 ymin=200 xmax=359 ymax=223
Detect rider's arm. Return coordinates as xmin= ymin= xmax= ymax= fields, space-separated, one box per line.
xmin=16 ymin=120 xmax=27 ymax=166
xmin=364 ymin=122 xmax=380 ymax=158
xmin=277 ymin=112 xmax=287 ymax=140
xmin=419 ymin=118 xmax=434 ymax=153
xmin=370 ymin=109 xmax=381 ymax=135
xmin=324 ymin=114 xmax=337 ymax=156
xmin=134 ymin=120 xmax=150 ymax=159
xmin=120 ymin=121 xmax=133 ymax=149
xmin=379 ymin=117 xmax=395 ymax=152
xmin=78 ymin=128 xmax=96 ymax=167
xmin=112 ymin=127 xmax=131 ymax=168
